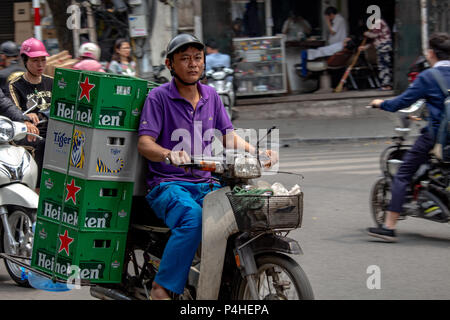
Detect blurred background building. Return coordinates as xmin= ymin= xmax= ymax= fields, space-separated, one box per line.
xmin=0 ymin=0 xmax=448 ymax=93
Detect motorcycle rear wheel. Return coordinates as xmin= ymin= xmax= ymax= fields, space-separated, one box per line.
xmin=232 ymin=253 xmax=314 ymax=300
xmin=370 ymin=177 xmax=391 ymax=227
xmin=0 ymin=207 xmax=35 ymax=287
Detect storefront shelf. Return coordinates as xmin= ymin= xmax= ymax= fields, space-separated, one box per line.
xmin=233 ymin=36 xmax=287 ymax=97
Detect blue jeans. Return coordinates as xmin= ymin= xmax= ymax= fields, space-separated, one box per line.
xmin=145 ymin=181 xmax=220 ymax=294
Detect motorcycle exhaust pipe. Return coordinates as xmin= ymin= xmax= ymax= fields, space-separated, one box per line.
xmin=90 ymin=286 xmax=132 ymax=300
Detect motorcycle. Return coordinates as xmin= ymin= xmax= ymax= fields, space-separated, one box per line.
xmin=152 ymin=64 xmax=169 ymax=84
xmin=0 ymin=115 xmax=40 ymax=286
xmin=152 ymin=51 xmax=169 ymax=84
xmin=370 ymin=108 xmax=450 ymax=227
xmin=90 ymin=140 xmax=314 ymax=300
xmin=206 ymin=66 xmax=235 ymax=121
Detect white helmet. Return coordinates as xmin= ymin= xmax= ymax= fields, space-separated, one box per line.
xmin=79 ymin=42 xmax=101 ymax=60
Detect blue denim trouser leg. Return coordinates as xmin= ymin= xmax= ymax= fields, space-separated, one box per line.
xmin=388 ymin=132 xmax=434 ymax=213
xmin=145 ymin=181 xmax=219 ymax=294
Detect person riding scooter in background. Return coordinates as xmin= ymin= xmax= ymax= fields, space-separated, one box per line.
xmin=367 ymin=32 xmax=450 ymax=242
xmin=0 ymin=41 xmax=25 ymax=92
xmin=137 ymin=34 xmax=278 ymax=300
xmin=73 ymin=42 xmax=105 ymax=72
xmin=8 ymin=37 xmax=52 ymax=192
xmin=205 ymin=39 xmax=231 ymax=72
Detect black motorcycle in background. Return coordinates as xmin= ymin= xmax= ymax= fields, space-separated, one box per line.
xmin=370 ymin=114 xmax=450 ymax=227
xmin=370 ymin=55 xmax=450 ymax=227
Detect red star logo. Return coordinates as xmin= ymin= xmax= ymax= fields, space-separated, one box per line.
xmin=78 ymin=76 xmax=95 ymax=102
xmin=65 ymin=179 xmax=81 ymax=205
xmin=58 ymin=230 xmax=74 ymax=256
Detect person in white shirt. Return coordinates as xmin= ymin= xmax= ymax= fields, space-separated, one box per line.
xmin=325 ymin=7 xmax=347 ymax=45
xmin=304 ymin=6 xmax=348 ymax=61
xmin=282 ymin=11 xmax=312 ymax=41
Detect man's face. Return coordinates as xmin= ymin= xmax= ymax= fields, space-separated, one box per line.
xmin=168 ymin=46 xmax=204 ymax=84
xmin=27 ymin=56 xmax=46 ymax=76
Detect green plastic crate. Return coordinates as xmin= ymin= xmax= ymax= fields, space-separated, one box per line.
xmin=50 ymin=68 xmax=151 ymax=131
xmin=38 ymin=168 xmax=133 ymax=232
xmin=31 ymin=218 xmax=128 ymax=283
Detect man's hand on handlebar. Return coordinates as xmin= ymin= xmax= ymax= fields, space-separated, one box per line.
xmin=260 ymin=149 xmax=279 ymax=169
xmin=26 ymin=113 xmax=40 ymax=125
xmin=370 ymin=99 xmax=384 ymax=108
xmin=168 ymin=150 xmax=191 ymax=166
xmin=24 ymin=121 xmax=39 ymax=142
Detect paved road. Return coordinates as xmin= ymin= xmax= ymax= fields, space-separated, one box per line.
xmin=275 ymin=141 xmax=450 ymax=300
xmin=1 ymin=140 xmax=449 ymax=300
xmin=0 ymin=260 xmax=94 ymax=300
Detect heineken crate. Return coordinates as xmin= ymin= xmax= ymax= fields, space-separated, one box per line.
xmin=31 ymin=218 xmax=128 ymax=283
xmin=43 ymin=118 xmax=139 ymax=182
xmin=38 ymin=168 xmax=133 ymax=232
xmin=50 ymin=68 xmax=150 ymax=131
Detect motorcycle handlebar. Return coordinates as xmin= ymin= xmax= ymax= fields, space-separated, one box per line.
xmin=178 ymin=161 xmax=222 ymax=172
xmin=25 ymin=133 xmax=44 ymax=141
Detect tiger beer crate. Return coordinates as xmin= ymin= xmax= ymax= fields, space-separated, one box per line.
xmin=31 ymin=218 xmax=128 ymax=283
xmin=50 ymin=68 xmax=150 ymax=131
xmin=38 ymin=168 xmax=133 ymax=233
xmin=43 ymin=118 xmax=139 ymax=182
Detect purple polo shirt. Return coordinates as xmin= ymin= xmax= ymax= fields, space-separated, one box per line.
xmin=138 ymin=79 xmax=234 ymax=189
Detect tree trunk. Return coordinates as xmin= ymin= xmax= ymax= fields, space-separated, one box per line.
xmin=46 ymin=0 xmax=74 ymax=55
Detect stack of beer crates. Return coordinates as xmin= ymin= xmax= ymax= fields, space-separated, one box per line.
xmin=31 ymin=68 xmax=155 ymax=284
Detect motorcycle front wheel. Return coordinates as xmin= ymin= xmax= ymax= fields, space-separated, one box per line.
xmin=232 ymin=253 xmax=314 ymax=300
xmin=0 ymin=207 xmax=35 ymax=287
xmin=370 ymin=177 xmax=391 ymax=227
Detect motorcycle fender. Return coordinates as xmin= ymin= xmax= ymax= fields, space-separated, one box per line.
xmin=197 ymin=186 xmax=238 ymax=300
xmin=249 ymin=234 xmax=303 ymax=256
xmin=0 ymin=184 xmax=38 ymax=208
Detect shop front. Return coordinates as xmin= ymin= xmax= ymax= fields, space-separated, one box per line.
xmin=202 ymin=0 xmax=404 ymax=98
xmin=229 ymin=0 xmax=324 ymax=96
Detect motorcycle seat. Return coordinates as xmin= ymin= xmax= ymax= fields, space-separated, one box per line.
xmin=130 ymin=196 xmax=169 ymax=230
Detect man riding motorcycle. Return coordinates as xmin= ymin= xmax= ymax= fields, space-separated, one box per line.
xmin=0 ymin=41 xmax=25 ymax=92
xmin=367 ymin=32 xmax=450 ymax=242
xmin=137 ymin=34 xmax=278 ymax=299
xmin=73 ymin=42 xmax=105 ymax=72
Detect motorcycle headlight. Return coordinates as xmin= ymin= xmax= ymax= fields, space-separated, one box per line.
xmin=0 ymin=117 xmax=15 ymax=143
xmin=234 ymin=154 xmax=261 ymax=178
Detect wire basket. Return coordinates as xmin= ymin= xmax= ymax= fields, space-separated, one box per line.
xmin=226 ymin=192 xmax=303 ymax=232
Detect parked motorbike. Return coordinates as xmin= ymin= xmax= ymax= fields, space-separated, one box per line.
xmin=370 ymin=108 xmax=450 ymax=228
xmin=152 ymin=64 xmax=169 ymax=84
xmin=152 ymin=51 xmax=169 ymax=84
xmin=206 ymin=66 xmax=235 ymax=121
xmin=90 ymin=141 xmax=314 ymax=300
xmin=0 ymin=116 xmax=40 ymax=286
